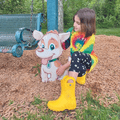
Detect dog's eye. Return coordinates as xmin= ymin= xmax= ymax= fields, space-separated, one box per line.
xmin=49 ymin=43 xmax=55 ymax=50
xmin=42 ymin=43 xmax=45 ymax=48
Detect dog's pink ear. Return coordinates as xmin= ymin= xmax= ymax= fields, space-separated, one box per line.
xmin=59 ymin=32 xmax=70 ymax=43
xmin=33 ymin=30 xmax=44 ymax=40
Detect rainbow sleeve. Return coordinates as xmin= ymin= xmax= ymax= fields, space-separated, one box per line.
xmin=80 ymin=34 xmax=98 ymax=72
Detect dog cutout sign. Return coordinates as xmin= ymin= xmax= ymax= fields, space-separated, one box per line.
xmin=33 ymin=30 xmax=70 ymax=82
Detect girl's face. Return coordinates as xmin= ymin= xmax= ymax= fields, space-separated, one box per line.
xmin=73 ymin=15 xmax=81 ymax=32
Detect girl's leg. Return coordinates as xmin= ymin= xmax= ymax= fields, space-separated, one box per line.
xmin=68 ymin=51 xmax=91 ymax=83
xmin=68 ymin=71 xmax=78 ymax=83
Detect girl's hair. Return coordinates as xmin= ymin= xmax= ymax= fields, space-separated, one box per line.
xmin=73 ymin=8 xmax=96 ymax=38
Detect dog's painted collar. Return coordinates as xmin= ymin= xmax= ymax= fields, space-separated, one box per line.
xmin=49 ymin=58 xmax=57 ymax=63
xmin=47 ymin=58 xmax=57 ymax=69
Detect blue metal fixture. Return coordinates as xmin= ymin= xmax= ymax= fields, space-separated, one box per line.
xmin=0 ymin=13 xmax=44 ymax=57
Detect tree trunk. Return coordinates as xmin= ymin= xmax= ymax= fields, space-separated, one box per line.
xmin=58 ymin=0 xmax=63 ymax=33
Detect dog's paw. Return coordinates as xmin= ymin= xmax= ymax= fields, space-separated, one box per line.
xmin=42 ymin=80 xmax=48 ymax=82
xmin=49 ymin=79 xmax=56 ymax=82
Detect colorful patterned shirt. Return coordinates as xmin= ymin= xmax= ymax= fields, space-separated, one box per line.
xmin=62 ymin=27 xmax=98 ymax=72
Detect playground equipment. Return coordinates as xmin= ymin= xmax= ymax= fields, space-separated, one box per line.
xmin=0 ymin=13 xmax=44 ymax=57
xmin=47 ymin=0 xmax=63 ymax=32
xmin=0 ymin=0 xmax=63 ymax=57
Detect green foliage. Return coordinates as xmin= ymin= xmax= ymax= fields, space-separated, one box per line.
xmin=0 ymin=0 xmax=120 ymax=29
xmin=33 ymin=64 xmax=41 ymax=77
xmin=102 ymin=0 xmax=116 ymax=17
xmin=0 ymin=0 xmax=26 ymax=14
xmin=63 ymin=0 xmax=120 ymax=28
xmin=63 ymin=0 xmax=89 ymax=28
xmin=96 ymin=15 xmax=117 ymax=28
xmin=95 ymin=0 xmax=120 ymax=28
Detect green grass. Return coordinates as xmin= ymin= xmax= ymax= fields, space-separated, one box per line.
xmin=31 ymin=97 xmax=42 ymax=105
xmin=96 ymin=28 xmax=120 ymax=37
xmin=9 ymin=100 xmax=14 ymax=106
xmin=41 ymin=28 xmax=120 ymax=37
xmin=1 ymin=91 xmax=120 ymax=120
xmin=75 ymin=91 xmax=120 ymax=120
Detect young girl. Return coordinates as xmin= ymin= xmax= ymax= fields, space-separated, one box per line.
xmin=47 ymin=8 xmax=98 ymax=111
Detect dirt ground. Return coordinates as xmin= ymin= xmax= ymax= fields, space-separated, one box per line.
xmin=0 ymin=35 xmax=120 ymax=119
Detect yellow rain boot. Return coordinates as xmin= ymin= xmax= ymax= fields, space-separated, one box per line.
xmin=76 ymin=73 xmax=87 ymax=85
xmin=47 ymin=75 xmax=76 ymax=111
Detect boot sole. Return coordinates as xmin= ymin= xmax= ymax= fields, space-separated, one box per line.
xmin=47 ymin=103 xmax=76 ymax=112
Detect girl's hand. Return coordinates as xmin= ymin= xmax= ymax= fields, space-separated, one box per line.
xmin=56 ymin=65 xmax=65 ymax=76
xmin=46 ymin=30 xmax=59 ymax=35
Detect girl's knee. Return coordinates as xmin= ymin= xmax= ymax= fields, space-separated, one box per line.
xmin=71 ymin=51 xmax=79 ymax=58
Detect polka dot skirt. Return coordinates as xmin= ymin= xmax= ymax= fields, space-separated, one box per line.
xmin=69 ymin=51 xmax=92 ymax=77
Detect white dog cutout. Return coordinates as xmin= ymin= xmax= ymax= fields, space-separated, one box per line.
xmin=33 ymin=30 xmax=70 ymax=82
